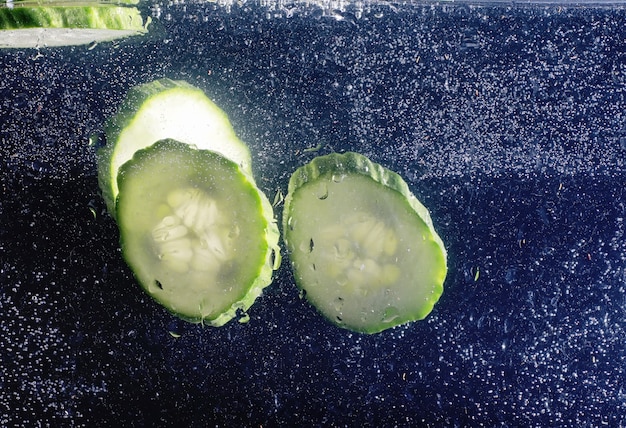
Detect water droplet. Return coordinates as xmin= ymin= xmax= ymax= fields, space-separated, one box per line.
xmin=316 ymin=182 xmax=329 ymax=200
xmin=333 ymin=296 xmax=344 ymax=312
xmin=332 ymin=173 xmax=346 ymax=183
xmin=334 ymin=239 xmax=352 ymax=260
xmin=299 ymin=238 xmax=314 ymax=253
xmin=382 ymin=306 xmax=400 ymax=323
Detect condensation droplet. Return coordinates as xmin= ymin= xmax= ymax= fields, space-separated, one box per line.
xmin=316 ymin=182 xmax=329 ymax=200
xmin=332 ymin=173 xmax=346 ymax=183
xmin=382 ymin=306 xmax=400 ymax=323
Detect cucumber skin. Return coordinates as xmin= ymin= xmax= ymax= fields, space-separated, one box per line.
xmin=97 ymin=78 xmax=253 ymax=216
xmin=283 ymin=152 xmax=447 ymax=334
xmin=0 ymin=6 xmax=145 ymax=31
xmin=116 ymin=139 xmax=281 ymax=326
xmin=209 ymin=170 xmax=281 ymax=327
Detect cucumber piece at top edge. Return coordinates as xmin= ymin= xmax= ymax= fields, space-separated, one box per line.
xmin=0 ymin=3 xmax=149 ymax=48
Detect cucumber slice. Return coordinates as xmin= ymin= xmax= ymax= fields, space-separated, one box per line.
xmin=283 ymin=152 xmax=447 ymax=334
xmin=98 ymin=78 xmax=252 ymax=215
xmin=0 ymin=2 xmax=148 ymax=49
xmin=116 ymin=138 xmax=279 ymax=325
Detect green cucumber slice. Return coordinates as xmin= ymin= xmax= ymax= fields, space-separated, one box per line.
xmin=0 ymin=2 xmax=148 ymax=48
xmin=283 ymin=152 xmax=447 ymax=334
xmin=97 ymin=78 xmax=253 ymax=215
xmin=116 ymin=138 xmax=279 ymax=325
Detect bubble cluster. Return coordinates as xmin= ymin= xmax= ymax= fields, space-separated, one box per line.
xmin=0 ymin=268 xmax=108 ymax=424
xmin=1 ymin=1 xmax=626 ymax=426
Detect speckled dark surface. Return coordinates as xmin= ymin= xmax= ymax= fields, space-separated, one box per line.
xmin=2 ymin=1 xmax=626 ymax=426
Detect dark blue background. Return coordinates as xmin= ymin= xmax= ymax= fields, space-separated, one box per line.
xmin=2 ymin=1 xmax=626 ymax=426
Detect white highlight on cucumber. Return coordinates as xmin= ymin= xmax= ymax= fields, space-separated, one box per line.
xmin=151 ymin=187 xmax=235 ymax=275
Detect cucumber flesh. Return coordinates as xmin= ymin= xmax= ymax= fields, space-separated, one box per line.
xmin=0 ymin=3 xmax=148 ymax=48
xmin=283 ymin=152 xmax=447 ymax=334
xmin=98 ymin=78 xmax=252 ymax=215
xmin=117 ymin=138 xmax=279 ymax=325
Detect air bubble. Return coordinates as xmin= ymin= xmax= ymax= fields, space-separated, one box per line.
xmin=316 ymin=182 xmax=329 ymax=200
xmin=228 ymin=224 xmax=240 ymax=239
xmin=382 ymin=306 xmax=400 ymax=323
xmin=331 ymin=173 xmax=346 ymax=183
xmin=299 ymin=238 xmax=314 ymax=253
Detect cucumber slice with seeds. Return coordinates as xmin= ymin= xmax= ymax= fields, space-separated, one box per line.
xmin=283 ymin=152 xmax=447 ymax=334
xmin=0 ymin=1 xmax=149 ymax=49
xmin=98 ymin=78 xmax=252 ymax=215
xmin=116 ymin=138 xmax=279 ymax=325
xmin=97 ymin=79 xmax=279 ymax=325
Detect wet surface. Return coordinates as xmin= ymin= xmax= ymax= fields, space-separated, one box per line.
xmin=2 ymin=1 xmax=626 ymax=425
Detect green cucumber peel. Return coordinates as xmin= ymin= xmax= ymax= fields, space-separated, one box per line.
xmin=0 ymin=1 xmax=149 ymax=48
xmin=97 ymin=78 xmax=252 ymax=216
xmin=116 ymin=138 xmax=280 ymax=326
xmin=283 ymin=152 xmax=447 ymax=334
